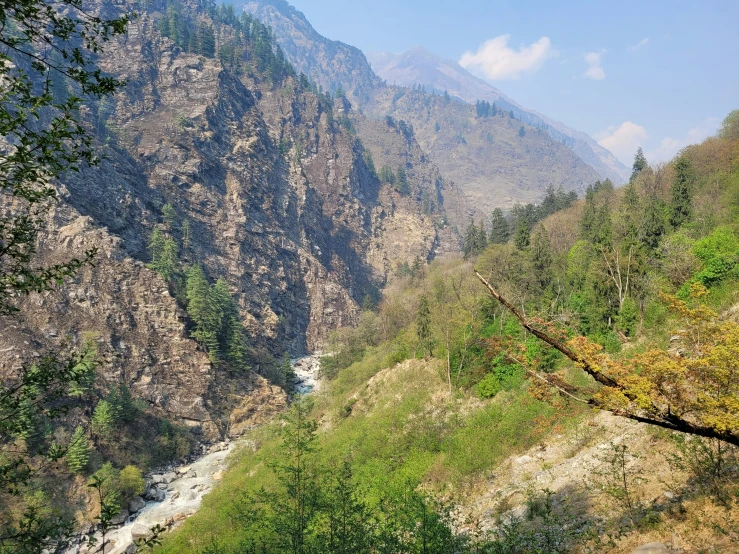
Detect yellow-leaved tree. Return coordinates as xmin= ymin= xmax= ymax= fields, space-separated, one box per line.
xmin=475 ymin=271 xmax=739 ymax=447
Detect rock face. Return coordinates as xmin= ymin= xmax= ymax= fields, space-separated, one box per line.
xmin=0 ymin=0 xmax=447 ymax=436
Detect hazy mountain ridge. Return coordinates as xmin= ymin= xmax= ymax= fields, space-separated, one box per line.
xmin=242 ymin=0 xmax=627 ymax=212
xmin=367 ymin=46 xmax=629 ymax=184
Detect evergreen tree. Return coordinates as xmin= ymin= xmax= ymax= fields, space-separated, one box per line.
xmin=147 ymin=228 xmax=166 ymax=266
xmin=670 ymin=156 xmax=693 ymax=228
xmin=151 ymin=237 xmax=179 ymax=283
xmin=463 ymin=219 xmax=486 ymax=258
xmin=396 ymin=166 xmax=410 ymax=195
xmin=580 ymin=185 xmax=598 ymax=241
xmin=518 ymin=125 xmax=526 ymax=138
xmin=186 ymin=265 xmax=220 ymax=360
xmin=162 ymin=203 xmax=177 ymax=231
xmin=197 ymin=23 xmax=216 ymax=57
xmin=489 ymin=208 xmax=510 ymax=244
xmin=530 ymin=226 xmax=553 ymax=288
xmin=642 ymin=197 xmax=667 ymax=250
xmin=281 ymin=354 xmax=296 ymax=390
xmin=91 ymin=400 xmax=117 ymax=439
xmin=181 ymin=219 xmax=192 ymax=252
xmin=514 ymin=217 xmax=531 ymax=250
xmin=630 ymin=147 xmax=647 ymax=183
xmin=225 ymin=314 xmax=249 ymax=371
xmin=66 ymin=426 xmax=90 ymax=473
xmin=619 ymin=182 xmax=641 ymax=245
xmin=379 ymin=165 xmax=395 ymax=185
xmin=416 ymin=295 xmax=432 ymax=357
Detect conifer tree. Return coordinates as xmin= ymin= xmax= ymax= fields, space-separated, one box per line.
xmin=162 ymin=203 xmax=177 ymax=232
xmin=514 ymin=217 xmax=531 ymax=250
xmin=148 ymin=228 xmax=166 ymax=267
xmin=670 ymin=156 xmax=693 ymax=228
xmin=225 ymin=314 xmax=249 ymax=371
xmin=416 ymin=295 xmax=432 ymax=357
xmin=489 ymin=208 xmax=510 ymax=244
xmin=518 ymin=125 xmax=526 ymax=137
xmin=396 ymin=167 xmax=410 ymax=195
xmin=630 ymin=147 xmax=647 ymax=183
xmin=579 ymin=185 xmax=598 ymax=241
xmin=530 ymin=226 xmax=553 ymax=288
xmin=152 ymin=237 xmax=179 ymax=283
xmin=91 ymin=400 xmax=116 ymax=439
xmin=66 ymin=426 xmax=90 ymax=473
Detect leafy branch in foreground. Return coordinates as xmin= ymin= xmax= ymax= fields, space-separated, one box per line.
xmin=475 ymin=270 xmax=739 ymax=447
xmin=0 ymin=0 xmax=132 ymax=313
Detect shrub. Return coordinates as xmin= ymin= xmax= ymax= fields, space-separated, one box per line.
xmin=119 ymin=465 xmax=146 ymax=502
xmin=477 ymin=373 xmax=501 ymax=398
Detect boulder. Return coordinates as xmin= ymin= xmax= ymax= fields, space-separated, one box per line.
xmin=162 ymin=472 xmax=177 ymax=484
xmin=150 ymin=474 xmax=164 ymax=484
xmin=144 ymin=487 xmax=158 ymax=500
xmin=154 ymin=489 xmax=166 ymax=502
xmin=177 ymin=465 xmax=191 ymax=475
xmin=110 ymin=509 xmax=128 ymax=526
xmin=128 ymin=496 xmax=146 ymax=513
xmin=185 ymin=470 xmax=197 ymax=478
xmin=630 ymin=543 xmax=669 ymax=554
xmin=131 ymin=523 xmax=150 ymax=540
xmin=125 ymin=544 xmax=138 ymax=554
xmin=212 ymin=470 xmax=224 ymax=481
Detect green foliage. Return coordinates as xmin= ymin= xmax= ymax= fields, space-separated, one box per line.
xmin=670 ymin=156 xmax=693 ymax=228
xmin=395 ymin=166 xmax=410 ymax=195
xmin=477 ymin=372 xmax=501 ymax=398
xmin=91 ymin=400 xmax=117 ymax=440
xmin=518 ymin=125 xmax=526 ymax=138
xmin=118 ymin=465 xmax=146 ymax=503
xmin=66 ymin=426 xmax=90 ymax=473
xmin=416 ymin=295 xmax=433 ymax=357
xmin=462 ymin=218 xmax=487 ymax=259
xmin=630 ymin=147 xmax=648 ymax=183
xmin=616 ymin=296 xmax=639 ymax=337
xmin=682 ymin=226 xmax=739 ymax=292
xmin=489 ymin=208 xmax=510 ymax=244
xmin=378 ymin=164 xmax=396 ymax=185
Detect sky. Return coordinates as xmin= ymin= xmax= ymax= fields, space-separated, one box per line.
xmin=279 ymin=0 xmax=738 ymax=167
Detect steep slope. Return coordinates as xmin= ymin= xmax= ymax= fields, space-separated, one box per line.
xmin=242 ymin=0 xmax=382 ymax=104
xmin=364 ymin=87 xmax=600 ymax=212
xmin=242 ymin=0 xmax=627 ymax=205
xmin=366 ymin=46 xmax=629 ymax=185
xmin=0 ymin=0 xmax=447 ymax=437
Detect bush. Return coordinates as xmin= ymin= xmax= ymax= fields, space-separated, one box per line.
xmin=477 ymin=373 xmax=501 ymax=398
xmin=119 ymin=465 xmax=146 ymax=502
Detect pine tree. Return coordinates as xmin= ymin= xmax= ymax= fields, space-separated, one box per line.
xmin=152 ymin=237 xmax=179 ymax=283
xmin=281 ymin=354 xmax=296 ymax=390
xmin=514 ymin=217 xmax=531 ymax=250
xmin=396 ymin=167 xmax=410 ymax=195
xmin=489 ymin=208 xmax=510 ymax=244
xmin=642 ymin=197 xmax=667 ymax=250
xmin=619 ymin=182 xmax=641 ymax=245
xmin=630 ymin=147 xmax=647 ymax=183
xmin=91 ymin=400 xmax=117 ymax=439
xmin=530 ymin=226 xmax=553 ymax=288
xmin=197 ymin=23 xmax=216 ymax=58
xmin=162 ymin=203 xmax=177 ymax=232
xmin=147 ymin=228 xmax=166 ymax=266
xmin=580 ymin=185 xmax=597 ymax=241
xmin=416 ymin=295 xmax=432 ymax=357
xmin=225 ymin=314 xmax=249 ymax=371
xmin=463 ymin=219 xmax=485 ymax=258
xmin=670 ymin=156 xmax=693 ymax=228
xmin=66 ymin=426 xmax=90 ymax=473
xmin=518 ymin=125 xmax=526 ymax=138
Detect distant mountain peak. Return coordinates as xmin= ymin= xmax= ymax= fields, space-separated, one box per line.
xmin=366 ymin=46 xmax=629 ymax=183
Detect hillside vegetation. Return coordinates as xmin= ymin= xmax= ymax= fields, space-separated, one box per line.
xmin=157 ymin=113 xmax=739 ymax=552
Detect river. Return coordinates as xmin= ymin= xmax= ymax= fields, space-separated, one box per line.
xmin=68 ymin=355 xmax=321 ymax=554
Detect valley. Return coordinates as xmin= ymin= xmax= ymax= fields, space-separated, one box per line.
xmin=0 ymin=0 xmax=737 ymax=553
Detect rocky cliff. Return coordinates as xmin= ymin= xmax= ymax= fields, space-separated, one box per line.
xmin=0 ymin=0 xmax=448 ymax=437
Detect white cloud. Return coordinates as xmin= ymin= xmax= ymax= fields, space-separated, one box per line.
xmin=647 ymin=118 xmax=721 ymax=162
xmin=595 ymin=121 xmax=648 ymax=165
xmin=629 ymin=37 xmax=649 ymax=51
xmin=583 ymin=51 xmax=605 ymax=80
xmin=459 ymin=35 xmax=554 ymax=80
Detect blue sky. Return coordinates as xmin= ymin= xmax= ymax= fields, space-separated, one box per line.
xmin=282 ymin=0 xmax=738 ymax=166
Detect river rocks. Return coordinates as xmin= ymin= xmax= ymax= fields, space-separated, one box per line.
xmin=124 ymin=544 xmax=137 ymax=554
xmin=154 ymin=489 xmax=166 ymax=502
xmin=185 ymin=470 xmax=197 ymax=478
xmin=150 ymin=474 xmax=164 ymax=484
xmin=128 ymin=496 xmax=146 ymax=513
xmin=162 ymin=472 xmax=177 ymax=483
xmin=212 ymin=470 xmax=224 ymax=481
xmin=131 ymin=523 xmax=150 ymax=541
xmin=177 ymin=465 xmax=191 ymax=475
xmin=630 ymin=543 xmax=669 ymax=554
xmin=110 ymin=509 xmax=129 ymax=526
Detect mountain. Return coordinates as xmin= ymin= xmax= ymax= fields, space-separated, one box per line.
xmin=242 ymin=0 xmax=382 ymax=103
xmin=367 ymin=46 xmax=630 ymax=185
xmin=1 ymin=0 xmax=452 ymax=440
xmin=242 ymin=0 xmax=627 ymax=215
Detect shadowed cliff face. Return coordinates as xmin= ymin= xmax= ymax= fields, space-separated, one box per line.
xmin=0 ymin=3 xmax=448 ymax=436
